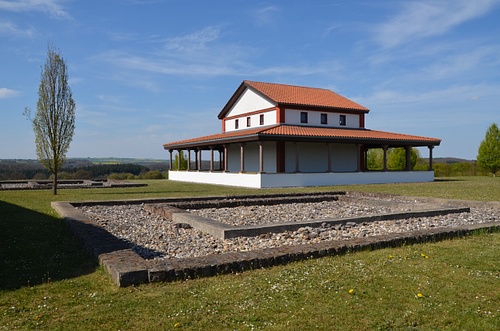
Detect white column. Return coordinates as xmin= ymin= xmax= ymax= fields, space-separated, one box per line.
xmin=294 ymin=142 xmax=300 ymax=173
xmin=210 ymin=147 xmax=214 ymax=172
xmin=382 ymin=145 xmax=388 ymax=171
xmin=259 ymin=142 xmax=264 ymax=173
xmin=240 ymin=143 xmax=245 ymax=173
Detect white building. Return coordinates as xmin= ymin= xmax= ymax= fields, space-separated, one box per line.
xmin=164 ymin=81 xmax=441 ymax=188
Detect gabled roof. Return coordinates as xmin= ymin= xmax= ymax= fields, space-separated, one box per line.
xmin=163 ymin=124 xmax=441 ymax=150
xmin=218 ymin=80 xmax=369 ymax=119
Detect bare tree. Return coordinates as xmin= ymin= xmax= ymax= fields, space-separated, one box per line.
xmin=24 ymin=44 xmax=75 ymax=195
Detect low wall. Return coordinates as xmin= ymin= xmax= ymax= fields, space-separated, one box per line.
xmin=168 ymin=170 xmax=435 ymax=188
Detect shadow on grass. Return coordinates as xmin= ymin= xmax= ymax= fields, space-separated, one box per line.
xmin=0 ymin=200 xmax=97 ymax=290
xmin=434 ymin=178 xmax=465 ymax=182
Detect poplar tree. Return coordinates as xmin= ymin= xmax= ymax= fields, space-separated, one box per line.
xmin=24 ymin=44 xmax=76 ymax=195
xmin=477 ymin=123 xmax=500 ymax=177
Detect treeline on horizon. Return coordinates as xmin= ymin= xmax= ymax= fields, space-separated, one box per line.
xmin=0 ymin=159 xmax=169 ymax=181
xmin=0 ymin=158 xmax=495 ymax=181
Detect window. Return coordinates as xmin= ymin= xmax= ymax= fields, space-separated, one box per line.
xmin=300 ymin=112 xmax=308 ymax=123
xmin=247 ymin=116 xmax=251 ymax=127
xmin=339 ymin=115 xmax=346 ymax=126
xmin=321 ymin=113 xmax=328 ymax=125
xmin=259 ymin=114 xmax=264 ymax=125
xmin=235 ymin=119 xmax=239 ymax=129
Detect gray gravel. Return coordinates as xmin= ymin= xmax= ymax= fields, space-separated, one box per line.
xmin=77 ymin=196 xmax=500 ymax=260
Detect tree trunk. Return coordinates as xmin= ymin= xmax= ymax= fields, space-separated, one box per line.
xmin=53 ymin=171 xmax=58 ymax=195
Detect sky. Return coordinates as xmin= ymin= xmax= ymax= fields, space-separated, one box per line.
xmin=1 ymin=0 xmax=499 ymax=160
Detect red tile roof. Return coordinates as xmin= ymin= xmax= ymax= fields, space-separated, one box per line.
xmin=261 ymin=125 xmax=440 ymax=142
xmin=245 ymin=81 xmax=369 ymax=111
xmin=218 ymin=80 xmax=368 ymax=119
xmin=163 ymin=125 xmax=441 ymax=149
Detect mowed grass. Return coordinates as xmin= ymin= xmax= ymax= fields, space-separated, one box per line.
xmin=0 ymin=176 xmax=499 ymax=330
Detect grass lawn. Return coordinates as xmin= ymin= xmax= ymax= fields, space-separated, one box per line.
xmin=0 ymin=176 xmax=499 ymax=330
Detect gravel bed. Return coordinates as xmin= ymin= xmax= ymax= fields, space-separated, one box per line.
xmin=187 ymin=200 xmax=409 ymax=226
xmin=77 ymin=198 xmax=500 ymax=260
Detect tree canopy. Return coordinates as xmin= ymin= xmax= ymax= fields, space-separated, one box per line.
xmin=366 ymin=147 xmax=420 ymax=170
xmin=477 ymin=123 xmax=500 ymax=177
xmin=24 ymin=44 xmax=75 ymax=194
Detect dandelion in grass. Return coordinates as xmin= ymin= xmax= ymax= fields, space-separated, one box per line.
xmin=416 ymin=293 xmax=424 ymax=298
xmin=174 ymin=322 xmax=181 ymax=328
xmin=388 ymin=255 xmax=394 ymax=259
xmin=349 ymin=289 xmax=354 ymax=294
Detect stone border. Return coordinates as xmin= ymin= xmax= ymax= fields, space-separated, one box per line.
xmin=147 ymin=204 xmax=471 ymax=240
xmin=51 ymin=194 xmax=500 ymax=287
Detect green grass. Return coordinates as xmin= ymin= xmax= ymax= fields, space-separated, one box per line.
xmin=0 ymin=176 xmax=499 ymax=330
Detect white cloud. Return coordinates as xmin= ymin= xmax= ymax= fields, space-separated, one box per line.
xmin=0 ymin=0 xmax=71 ymax=19
xmin=420 ymin=45 xmax=500 ymax=80
xmin=357 ymin=84 xmax=500 ymax=108
xmin=251 ymin=5 xmax=280 ymax=27
xmin=0 ymin=19 xmax=35 ymax=37
xmin=0 ymin=87 xmax=20 ymax=99
xmin=374 ymin=0 xmax=499 ymax=48
xmin=164 ymin=26 xmax=221 ymax=53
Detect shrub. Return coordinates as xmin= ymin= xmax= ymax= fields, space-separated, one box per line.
xmin=140 ymin=170 xmax=165 ymax=179
xmin=108 ymin=173 xmax=136 ymax=180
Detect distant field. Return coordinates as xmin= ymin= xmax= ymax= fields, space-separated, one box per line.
xmin=0 ymin=176 xmax=498 ymax=330
xmin=88 ymin=157 xmax=167 ymax=165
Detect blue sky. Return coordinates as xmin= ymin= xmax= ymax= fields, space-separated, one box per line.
xmin=1 ymin=0 xmax=499 ymax=160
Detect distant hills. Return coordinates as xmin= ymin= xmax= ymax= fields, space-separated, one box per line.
xmin=427 ymin=157 xmax=475 ymax=164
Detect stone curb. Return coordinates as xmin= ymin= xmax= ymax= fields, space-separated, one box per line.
xmin=169 ymin=206 xmax=471 ymax=239
xmin=51 ymin=197 xmax=500 ymax=287
xmin=146 ymin=222 xmax=500 ymax=283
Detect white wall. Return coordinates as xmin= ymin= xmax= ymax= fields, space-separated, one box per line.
xmin=226 ymin=142 xmax=358 ymax=173
xmin=285 ymin=109 xmax=359 ymax=128
xmin=168 ymin=170 xmax=436 ymax=188
xmin=225 ymin=110 xmax=277 ymax=132
xmin=226 ymin=141 xmax=277 ymax=173
xmin=284 ymin=142 xmax=358 ymax=173
xmin=260 ymin=171 xmax=435 ymax=188
xmin=225 ymin=89 xmax=274 ymax=117
xmin=331 ymin=144 xmax=358 ymax=171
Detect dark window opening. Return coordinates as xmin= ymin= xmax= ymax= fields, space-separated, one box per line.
xmin=339 ymin=115 xmax=346 ymax=126
xmin=259 ymin=114 xmax=264 ymax=125
xmin=247 ymin=117 xmax=251 ymax=127
xmin=321 ymin=113 xmax=328 ymax=125
xmin=300 ymin=112 xmax=308 ymax=123
xmin=235 ymin=119 xmax=239 ymax=129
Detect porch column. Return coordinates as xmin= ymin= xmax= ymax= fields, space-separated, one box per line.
xmin=240 ymin=143 xmax=245 ymax=173
xmin=209 ymin=147 xmax=214 ymax=172
xmin=327 ymin=143 xmax=332 ymax=172
xmin=258 ymin=142 xmax=264 ymax=173
xmin=169 ymin=149 xmax=173 ymax=170
xmin=405 ymin=146 xmax=411 ymax=171
xmin=224 ymin=145 xmax=229 ymax=172
xmin=294 ymin=142 xmax=300 ymax=173
xmin=356 ymin=144 xmax=362 ymax=172
xmin=382 ymin=145 xmax=388 ymax=171
xmin=177 ymin=149 xmax=182 ymax=170
xmin=197 ymin=147 xmax=202 ymax=171
xmin=186 ymin=150 xmax=191 ymax=171
xmin=219 ymin=148 xmax=223 ymax=171
xmin=428 ymin=146 xmax=434 ymax=171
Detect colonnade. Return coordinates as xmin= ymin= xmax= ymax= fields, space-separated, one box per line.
xmin=168 ymin=142 xmax=435 ymax=173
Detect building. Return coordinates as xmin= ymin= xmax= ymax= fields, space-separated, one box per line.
xmin=163 ymin=80 xmax=441 ymax=188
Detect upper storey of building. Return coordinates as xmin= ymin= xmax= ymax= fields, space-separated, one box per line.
xmin=218 ymin=80 xmax=369 ymax=132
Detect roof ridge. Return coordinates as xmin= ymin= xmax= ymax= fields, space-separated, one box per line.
xmin=244 ymin=80 xmax=331 ymax=92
